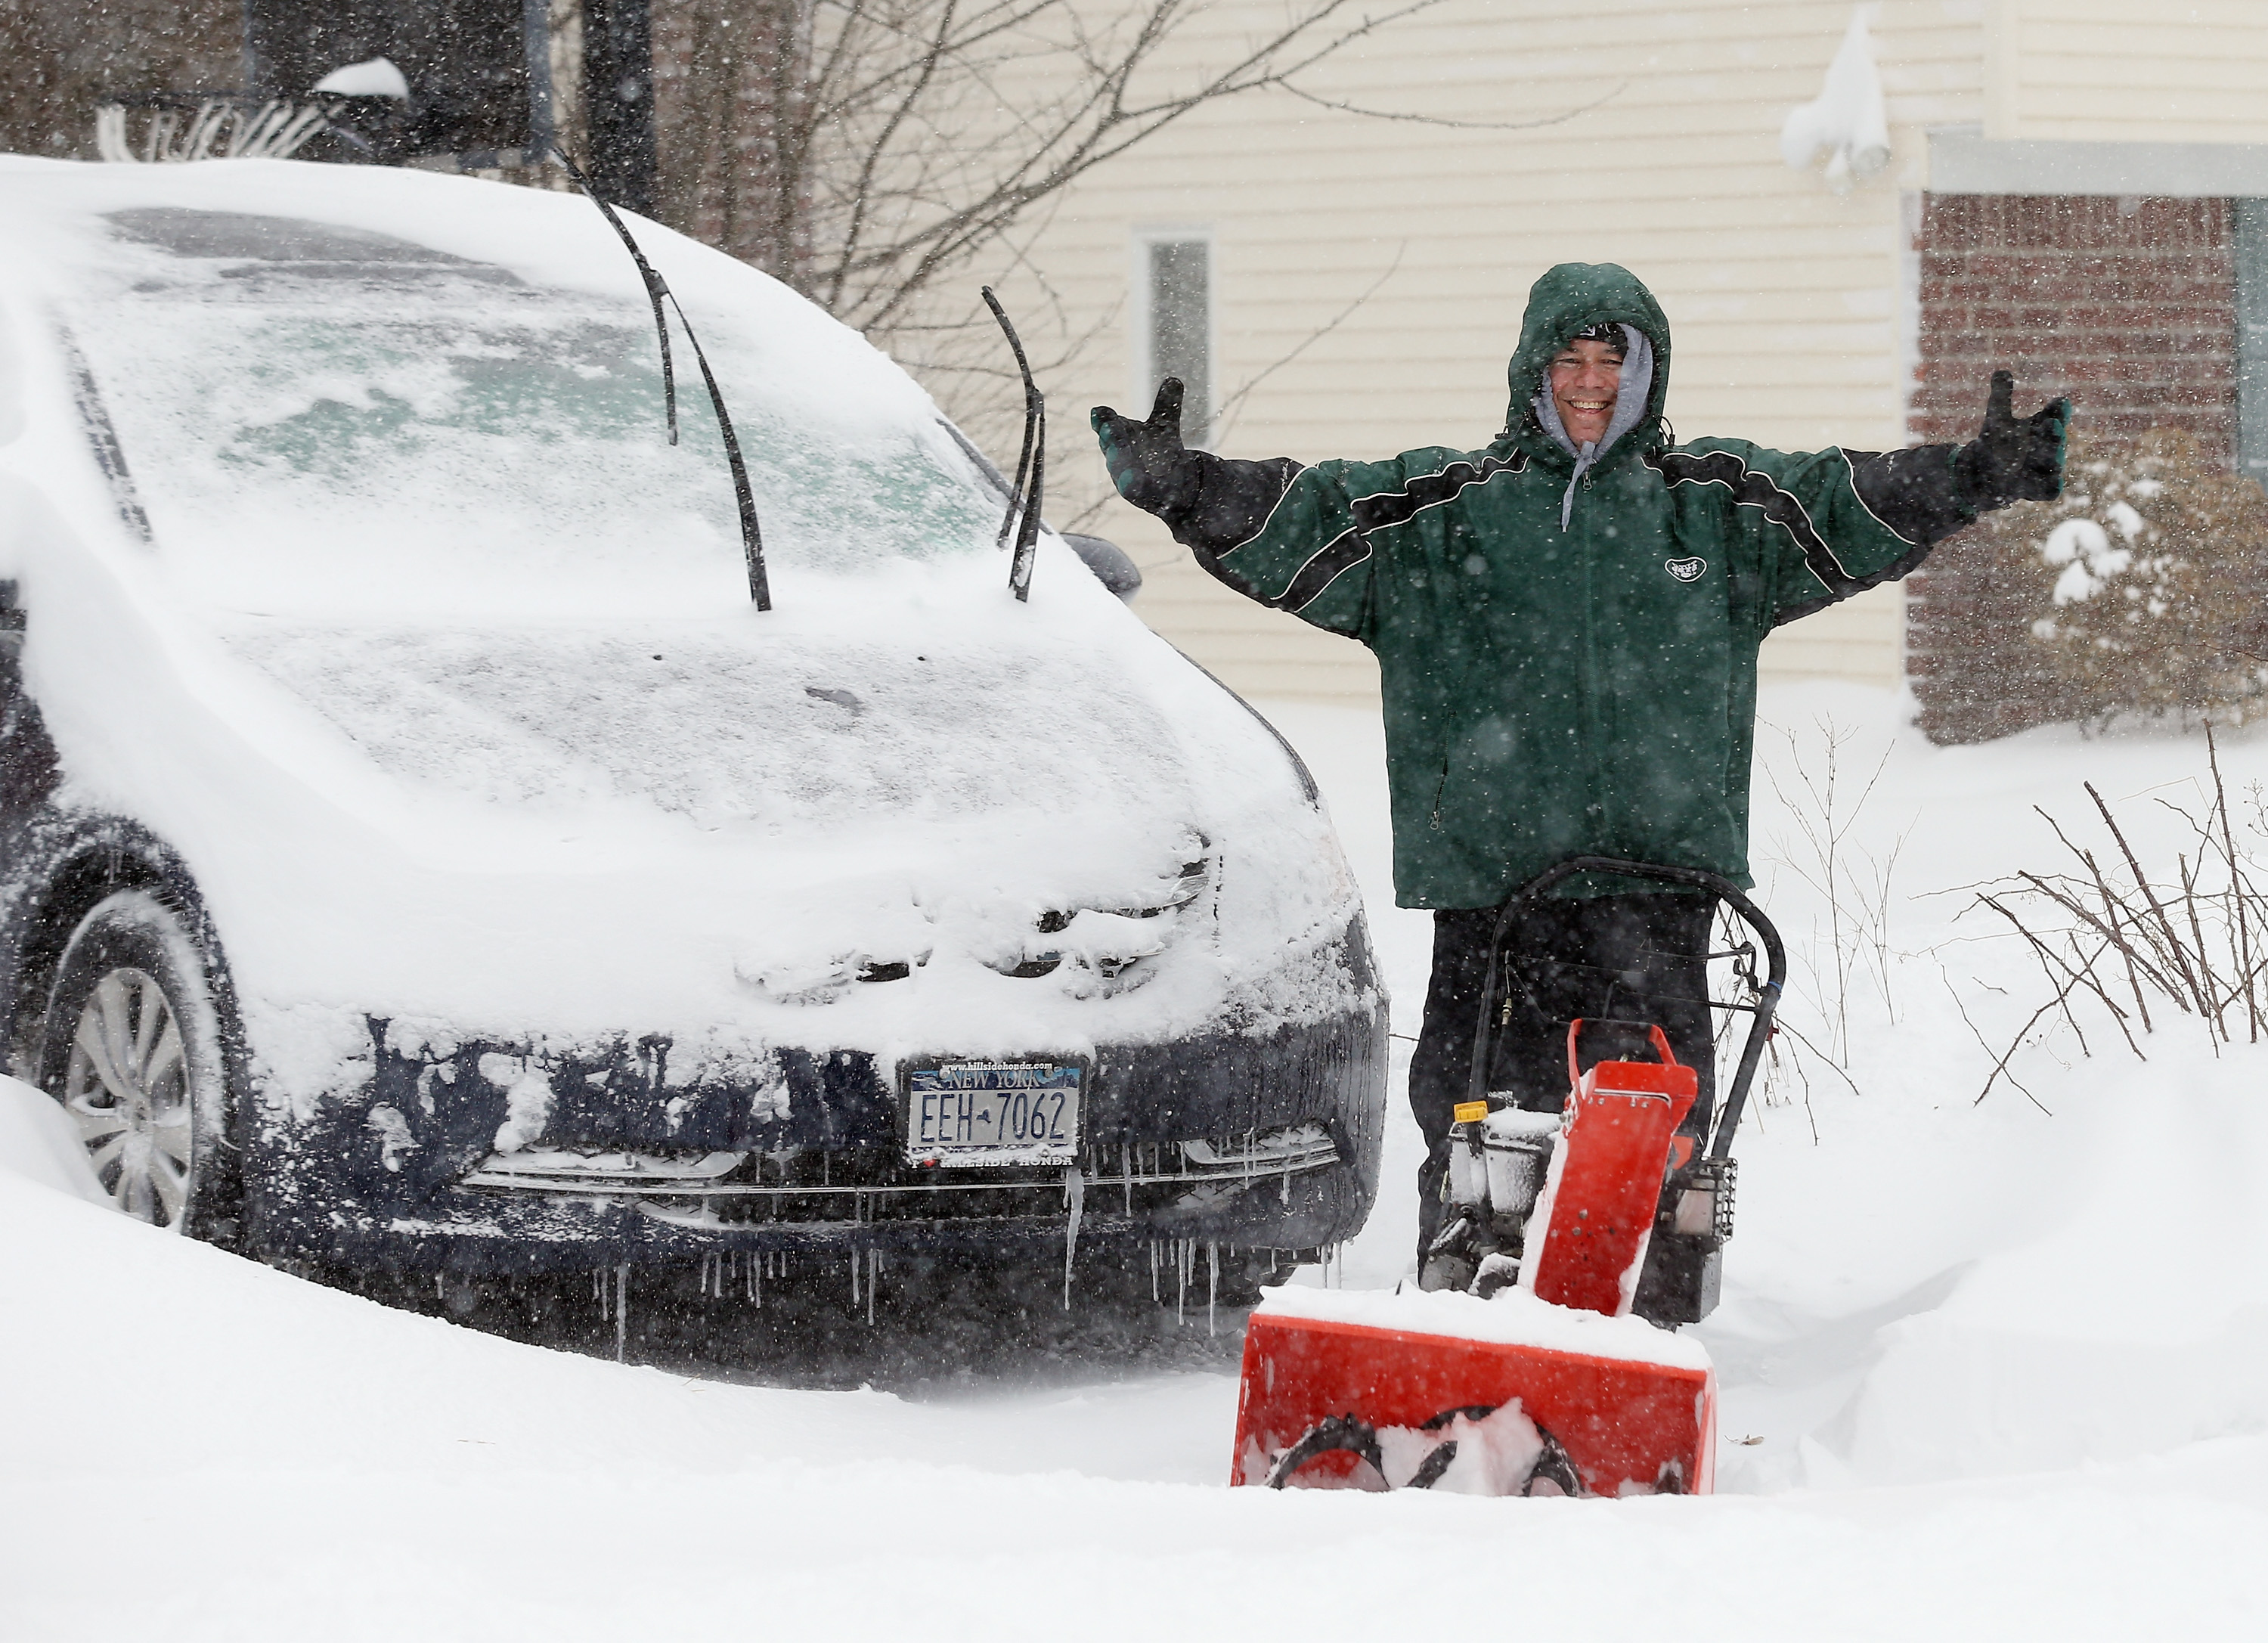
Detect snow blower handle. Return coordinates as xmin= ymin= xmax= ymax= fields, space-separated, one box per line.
xmin=1565 ymin=1019 xmax=1679 ymax=1089
xmin=1464 ymin=857 xmax=1784 ymax=1163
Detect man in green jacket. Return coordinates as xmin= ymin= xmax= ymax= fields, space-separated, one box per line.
xmin=1091 ymin=262 xmax=2067 ymax=1279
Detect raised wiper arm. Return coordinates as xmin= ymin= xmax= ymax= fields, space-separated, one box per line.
xmin=981 ymin=287 xmax=1045 ymax=603
xmin=551 ymin=143 xmax=771 ymax=611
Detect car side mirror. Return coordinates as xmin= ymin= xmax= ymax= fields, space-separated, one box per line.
xmin=1061 ymin=534 xmax=1141 ymax=601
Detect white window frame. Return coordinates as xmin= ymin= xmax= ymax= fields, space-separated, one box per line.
xmin=1132 ymin=227 xmax=1216 ymax=450
xmin=2236 ymin=198 xmax=2268 ymax=491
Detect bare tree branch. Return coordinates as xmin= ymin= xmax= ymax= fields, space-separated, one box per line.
xmin=646 ymin=0 xmax=1608 ymax=482
xmin=777 ymin=0 xmax=1463 ymax=334
xmin=1207 ymin=241 xmax=1408 ymax=447
xmin=1275 ymin=77 xmax=1623 ymax=132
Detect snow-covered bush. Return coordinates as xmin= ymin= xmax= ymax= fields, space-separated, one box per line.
xmin=1966 ymin=429 xmax=2268 ymax=728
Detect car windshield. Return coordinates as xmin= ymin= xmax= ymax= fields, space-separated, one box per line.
xmin=60 ymin=208 xmax=1000 ymax=617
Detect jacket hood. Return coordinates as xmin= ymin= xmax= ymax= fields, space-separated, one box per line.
xmin=1504 ymin=262 xmax=1673 ymax=461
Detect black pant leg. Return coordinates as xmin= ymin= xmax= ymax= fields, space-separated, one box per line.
xmin=1407 ymin=907 xmax=1501 ymax=1155
xmin=1407 ymin=907 xmax=1500 ymax=1253
xmin=1487 ymin=896 xmax=1603 ymax=1112
xmin=1410 ymin=893 xmax=1718 ymax=1259
xmin=1622 ymin=894 xmax=1718 ymax=1136
xmin=1495 ymin=893 xmax=1718 ymax=1132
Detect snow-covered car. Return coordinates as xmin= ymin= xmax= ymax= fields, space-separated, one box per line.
xmin=0 ymin=158 xmax=1386 ymax=1285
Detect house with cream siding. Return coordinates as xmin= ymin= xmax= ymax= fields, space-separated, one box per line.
xmin=7 ymin=1 xmax=2266 ymax=715
xmin=974 ymin=1 xmax=2268 ymax=706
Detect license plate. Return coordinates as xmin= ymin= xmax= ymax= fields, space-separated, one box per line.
xmin=904 ymin=1060 xmax=1082 ymax=1167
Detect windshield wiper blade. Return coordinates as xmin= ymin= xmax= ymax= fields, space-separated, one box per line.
xmin=551 ymin=143 xmax=771 ymax=611
xmin=981 ymin=287 xmax=1045 ymax=603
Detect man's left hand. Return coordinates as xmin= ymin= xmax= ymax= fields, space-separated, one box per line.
xmin=1954 ymin=370 xmax=2071 ymax=512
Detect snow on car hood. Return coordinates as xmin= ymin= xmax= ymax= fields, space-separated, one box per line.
xmin=51 ymin=557 xmax=1364 ymax=1108
xmin=0 ymin=160 xmax=1369 ymax=1105
xmin=219 ymin=618 xmax=1188 ymax=837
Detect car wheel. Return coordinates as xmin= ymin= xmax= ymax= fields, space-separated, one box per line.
xmin=40 ymin=889 xmax=231 ymax=1235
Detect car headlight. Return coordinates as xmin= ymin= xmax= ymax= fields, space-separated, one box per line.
xmin=987 ymin=854 xmax=1211 ymax=983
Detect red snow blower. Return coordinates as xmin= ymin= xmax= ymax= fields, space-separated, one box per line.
xmin=1232 ymin=857 xmax=1783 ymax=1498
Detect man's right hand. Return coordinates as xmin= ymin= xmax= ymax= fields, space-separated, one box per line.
xmin=1091 ymin=378 xmax=1201 ymax=520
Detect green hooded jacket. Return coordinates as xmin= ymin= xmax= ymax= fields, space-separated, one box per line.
xmin=1203 ymin=262 xmax=1929 ymax=908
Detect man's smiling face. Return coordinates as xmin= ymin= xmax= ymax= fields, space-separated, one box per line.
xmin=1548 ymin=336 xmax=1626 ymax=446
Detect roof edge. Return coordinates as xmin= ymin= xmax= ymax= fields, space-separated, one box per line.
xmin=1929 ymin=132 xmax=2268 ymax=199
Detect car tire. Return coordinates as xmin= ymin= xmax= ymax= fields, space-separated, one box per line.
xmin=39 ymin=888 xmax=234 ymax=1237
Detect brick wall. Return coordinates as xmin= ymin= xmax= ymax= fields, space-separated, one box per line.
xmin=650 ymin=0 xmax=807 ymax=290
xmin=1906 ymin=194 xmax=2238 ymax=743
xmin=0 ymin=0 xmax=242 ymax=159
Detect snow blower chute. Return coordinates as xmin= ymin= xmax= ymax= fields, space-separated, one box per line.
xmin=1232 ymin=857 xmax=1783 ymax=1497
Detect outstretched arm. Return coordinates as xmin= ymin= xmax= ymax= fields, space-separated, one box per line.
xmin=1091 ymin=379 xmax=1303 ymax=555
xmin=1676 ymin=372 xmax=2074 ymax=630
xmin=1092 ymin=378 xmax=1381 ymax=638
xmin=1848 ymin=370 xmax=2071 ymax=547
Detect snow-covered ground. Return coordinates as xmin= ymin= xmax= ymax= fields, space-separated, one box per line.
xmin=5 ymin=681 xmax=2267 ymax=1640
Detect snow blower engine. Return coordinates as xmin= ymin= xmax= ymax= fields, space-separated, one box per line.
xmin=1232 ymin=857 xmax=1784 ymax=1497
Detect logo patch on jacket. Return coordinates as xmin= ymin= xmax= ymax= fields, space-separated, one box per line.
xmin=1665 ymin=557 xmax=1706 ymax=582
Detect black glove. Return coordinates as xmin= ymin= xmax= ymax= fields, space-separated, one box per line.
xmin=1952 ymin=370 xmax=2071 ymax=512
xmin=1091 ymin=378 xmax=1201 ymax=521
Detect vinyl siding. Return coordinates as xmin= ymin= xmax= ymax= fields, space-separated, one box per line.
xmin=1994 ymin=1 xmax=2268 ymax=144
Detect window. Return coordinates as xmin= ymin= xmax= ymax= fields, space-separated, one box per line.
xmin=2236 ymin=199 xmax=2268 ymax=492
xmin=1141 ymin=235 xmax=1213 ymax=448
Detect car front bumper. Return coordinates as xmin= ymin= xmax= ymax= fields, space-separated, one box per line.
xmin=245 ymin=984 xmax=1390 ymax=1275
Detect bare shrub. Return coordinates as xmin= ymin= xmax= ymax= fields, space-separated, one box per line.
xmin=1761 ymin=718 xmax=1907 ymax=1061
xmin=1970 ymin=729 xmax=2268 ymax=1099
xmin=1737 ymin=718 xmax=1912 ymax=1137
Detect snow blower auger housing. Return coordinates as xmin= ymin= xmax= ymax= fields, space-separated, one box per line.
xmin=1232 ymin=857 xmax=1783 ymax=1498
